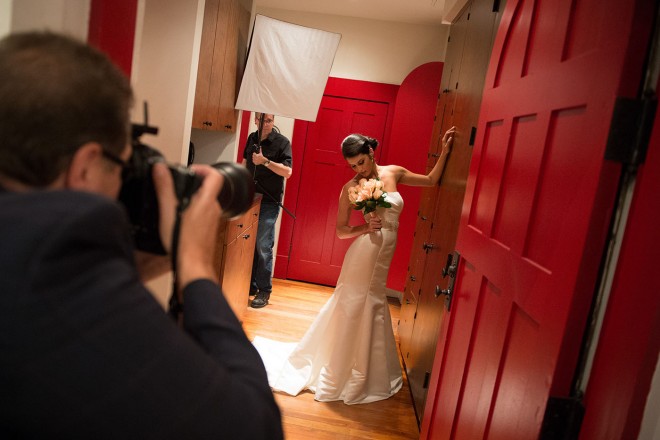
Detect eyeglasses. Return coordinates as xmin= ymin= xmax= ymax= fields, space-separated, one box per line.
xmin=102 ymin=149 xmax=130 ymax=170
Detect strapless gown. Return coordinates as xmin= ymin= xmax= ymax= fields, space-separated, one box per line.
xmin=253 ymin=191 xmax=404 ymax=404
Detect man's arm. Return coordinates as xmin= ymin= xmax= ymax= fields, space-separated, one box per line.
xmin=23 ymin=194 xmax=283 ymax=439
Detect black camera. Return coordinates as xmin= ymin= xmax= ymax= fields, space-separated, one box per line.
xmin=118 ymin=122 xmax=255 ymax=255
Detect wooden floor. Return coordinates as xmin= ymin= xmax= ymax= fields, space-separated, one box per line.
xmin=242 ymin=278 xmax=420 ymax=440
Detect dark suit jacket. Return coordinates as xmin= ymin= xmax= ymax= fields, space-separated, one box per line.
xmin=0 ymin=189 xmax=283 ymax=439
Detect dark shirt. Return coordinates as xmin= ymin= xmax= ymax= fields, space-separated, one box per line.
xmin=243 ymin=130 xmax=292 ymax=204
xmin=0 ymin=189 xmax=283 ymax=439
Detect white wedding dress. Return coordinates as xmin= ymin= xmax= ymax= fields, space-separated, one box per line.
xmin=253 ymin=192 xmax=404 ymax=404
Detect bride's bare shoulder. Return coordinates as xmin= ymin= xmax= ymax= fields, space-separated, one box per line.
xmin=344 ymin=175 xmax=361 ymax=188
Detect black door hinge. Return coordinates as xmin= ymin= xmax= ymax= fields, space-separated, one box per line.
xmin=539 ymin=395 xmax=584 ymax=440
xmin=423 ymin=371 xmax=431 ymax=389
xmin=605 ymin=96 xmax=657 ymax=165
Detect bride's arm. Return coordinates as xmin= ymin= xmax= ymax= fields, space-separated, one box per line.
xmin=335 ymin=184 xmax=382 ymax=239
xmin=397 ymin=126 xmax=456 ymax=187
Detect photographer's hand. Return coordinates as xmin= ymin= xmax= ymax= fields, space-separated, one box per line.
xmin=251 ymin=150 xmax=268 ymax=166
xmin=152 ymin=162 xmax=177 ymax=252
xmin=133 ymin=162 xmax=177 ymax=282
xmin=148 ymin=163 xmax=222 ymax=300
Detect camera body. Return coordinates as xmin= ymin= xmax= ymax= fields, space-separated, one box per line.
xmin=247 ymin=143 xmax=261 ymax=156
xmin=118 ymin=125 xmax=255 ymax=255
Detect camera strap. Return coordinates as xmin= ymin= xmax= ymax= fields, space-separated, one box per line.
xmin=167 ymin=201 xmax=185 ymax=322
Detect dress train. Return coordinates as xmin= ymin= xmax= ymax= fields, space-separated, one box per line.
xmin=253 ymin=192 xmax=404 ymax=404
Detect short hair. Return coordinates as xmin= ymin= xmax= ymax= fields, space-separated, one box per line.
xmin=341 ymin=134 xmax=379 ymax=159
xmin=254 ymin=112 xmax=274 ymax=120
xmin=0 ymin=31 xmax=133 ymax=186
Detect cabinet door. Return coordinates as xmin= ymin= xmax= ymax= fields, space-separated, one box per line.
xmin=192 ymin=0 xmax=249 ymax=132
xmin=192 ymin=0 xmax=223 ymax=130
xmin=220 ymin=223 xmax=256 ymax=321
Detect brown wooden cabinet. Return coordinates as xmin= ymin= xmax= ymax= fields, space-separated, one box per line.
xmin=192 ymin=0 xmax=250 ymax=132
xmin=213 ymin=195 xmax=261 ymax=321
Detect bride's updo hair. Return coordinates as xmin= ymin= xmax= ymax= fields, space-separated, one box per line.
xmin=341 ymin=134 xmax=379 ymax=158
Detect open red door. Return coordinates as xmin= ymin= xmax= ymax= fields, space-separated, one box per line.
xmin=421 ymin=0 xmax=654 ymax=438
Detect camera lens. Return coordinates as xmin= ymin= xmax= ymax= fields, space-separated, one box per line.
xmin=212 ymin=162 xmax=255 ymax=219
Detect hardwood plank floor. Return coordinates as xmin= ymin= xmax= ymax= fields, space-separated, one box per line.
xmin=242 ymin=278 xmax=420 ymax=440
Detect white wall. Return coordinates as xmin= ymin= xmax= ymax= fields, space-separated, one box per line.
xmin=257 ymin=8 xmax=448 ymax=86
xmin=639 ymin=354 xmax=660 ymax=440
xmin=131 ymin=0 xmax=204 ymax=165
xmin=9 ymin=0 xmax=89 ymax=40
xmin=0 ymin=0 xmax=11 ymax=37
xmin=130 ymin=0 xmax=206 ymax=305
xmin=443 ymin=0 xmax=469 ymax=23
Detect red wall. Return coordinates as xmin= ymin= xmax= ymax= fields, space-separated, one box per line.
xmin=273 ymin=77 xmax=400 ymax=281
xmin=87 ymin=0 xmax=138 ymax=77
xmin=385 ymin=62 xmax=443 ymax=291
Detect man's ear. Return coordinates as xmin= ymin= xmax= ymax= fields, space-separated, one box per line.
xmin=64 ymin=142 xmax=103 ymax=190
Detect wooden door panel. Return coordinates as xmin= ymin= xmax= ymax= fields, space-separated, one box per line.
xmin=403 ymin=0 xmax=502 ymax=423
xmin=423 ymin=0 xmax=645 ymax=437
xmin=398 ymin=1 xmax=470 ymax=383
xmin=398 ymin=294 xmax=417 ymax=363
xmin=287 ymin=96 xmax=388 ymax=286
xmin=192 ymin=0 xmax=219 ymax=129
xmin=221 ymin=231 xmax=250 ymax=320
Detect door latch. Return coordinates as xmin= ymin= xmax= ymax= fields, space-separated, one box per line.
xmin=435 ymin=251 xmax=460 ymax=311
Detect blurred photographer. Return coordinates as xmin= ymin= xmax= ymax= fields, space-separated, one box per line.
xmin=0 ymin=31 xmax=283 ymax=439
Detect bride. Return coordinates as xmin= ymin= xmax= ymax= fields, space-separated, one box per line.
xmin=253 ymin=127 xmax=456 ymax=404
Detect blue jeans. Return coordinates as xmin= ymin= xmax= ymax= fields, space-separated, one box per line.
xmin=251 ymin=201 xmax=280 ymax=294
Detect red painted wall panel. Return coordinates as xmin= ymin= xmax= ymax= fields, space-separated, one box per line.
xmin=87 ymin=0 xmax=138 ymax=77
xmin=274 ymin=77 xmax=399 ymax=281
xmin=385 ymin=62 xmax=443 ymax=291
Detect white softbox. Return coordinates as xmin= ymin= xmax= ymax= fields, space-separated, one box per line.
xmin=235 ymin=15 xmax=341 ymax=122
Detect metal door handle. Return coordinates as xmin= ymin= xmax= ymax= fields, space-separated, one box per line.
xmin=434 ymin=251 xmax=461 ymax=311
xmin=441 ymin=253 xmax=453 ymax=278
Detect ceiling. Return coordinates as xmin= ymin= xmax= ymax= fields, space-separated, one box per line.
xmin=254 ymin=0 xmax=450 ymax=26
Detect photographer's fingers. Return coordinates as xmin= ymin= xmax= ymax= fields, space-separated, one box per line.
xmin=177 ymin=165 xmax=224 ymax=288
xmin=152 ymin=162 xmax=177 ymax=252
xmin=252 ymin=151 xmax=265 ymax=165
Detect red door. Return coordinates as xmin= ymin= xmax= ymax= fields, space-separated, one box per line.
xmin=421 ymin=0 xmax=651 ymax=438
xmin=286 ymin=96 xmax=388 ymax=286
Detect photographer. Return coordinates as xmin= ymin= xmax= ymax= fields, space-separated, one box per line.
xmin=0 ymin=32 xmax=283 ymax=439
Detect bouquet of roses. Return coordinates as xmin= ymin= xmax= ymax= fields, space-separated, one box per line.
xmin=347 ymin=178 xmax=391 ymax=214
